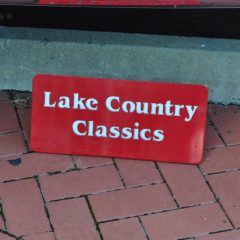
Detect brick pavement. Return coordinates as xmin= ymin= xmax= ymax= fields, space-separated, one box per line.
xmin=0 ymin=90 xmax=240 ymax=240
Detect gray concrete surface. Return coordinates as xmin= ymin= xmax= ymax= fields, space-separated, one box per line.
xmin=0 ymin=27 xmax=240 ymax=104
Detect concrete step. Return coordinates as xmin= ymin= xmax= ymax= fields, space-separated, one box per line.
xmin=1 ymin=27 xmax=240 ymax=104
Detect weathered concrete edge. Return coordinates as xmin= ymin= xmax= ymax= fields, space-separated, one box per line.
xmin=0 ymin=27 xmax=240 ymax=105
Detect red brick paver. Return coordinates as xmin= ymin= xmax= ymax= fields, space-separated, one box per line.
xmin=89 ymin=184 xmax=177 ymax=222
xmin=23 ymin=232 xmax=55 ymax=240
xmin=48 ymin=198 xmax=100 ymax=240
xmin=0 ymin=153 xmax=74 ymax=181
xmin=0 ymin=92 xmax=10 ymax=102
xmin=200 ymin=145 xmax=240 ymax=174
xmin=209 ymin=105 xmax=240 ymax=145
xmin=204 ymin=125 xmax=225 ymax=149
xmin=116 ymin=159 xmax=162 ymax=187
xmin=208 ymin=171 xmax=240 ymax=228
xmin=196 ymin=229 xmax=240 ymax=240
xmin=158 ymin=163 xmax=214 ymax=207
xmin=141 ymin=203 xmax=232 ymax=240
xmin=0 ymin=101 xmax=19 ymax=133
xmin=72 ymin=155 xmax=113 ymax=169
xmin=0 ymin=132 xmax=27 ymax=158
xmin=207 ymin=116 xmax=211 ymax=125
xmin=0 ymin=232 xmax=15 ymax=240
xmin=0 ymin=91 xmax=240 ymax=240
xmin=17 ymin=107 xmax=31 ymax=148
xmin=40 ymin=165 xmax=124 ymax=201
xmin=0 ymin=217 xmax=5 ymax=229
xmin=100 ymin=218 xmax=147 ymax=240
xmin=0 ymin=179 xmax=50 ymax=236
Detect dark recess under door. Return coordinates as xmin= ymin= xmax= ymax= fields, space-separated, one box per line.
xmin=0 ymin=5 xmax=240 ymax=39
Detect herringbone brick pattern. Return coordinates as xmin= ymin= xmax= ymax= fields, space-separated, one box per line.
xmin=0 ymin=91 xmax=240 ymax=240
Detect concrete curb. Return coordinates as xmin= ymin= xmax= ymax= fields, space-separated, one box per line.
xmin=0 ymin=27 xmax=240 ymax=104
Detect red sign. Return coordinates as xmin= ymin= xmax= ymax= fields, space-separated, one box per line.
xmin=31 ymin=75 xmax=208 ymax=164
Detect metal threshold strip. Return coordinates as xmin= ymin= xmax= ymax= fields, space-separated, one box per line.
xmin=0 ymin=1 xmax=240 ymax=39
xmin=0 ymin=0 xmax=240 ymax=7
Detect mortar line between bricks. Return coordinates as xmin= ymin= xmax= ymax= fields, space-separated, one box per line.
xmin=209 ymin=228 xmax=239 ymax=235
xmin=21 ymin=231 xmax=54 ymax=239
xmin=0 ymin=229 xmax=18 ymax=239
xmin=0 ymin=200 xmax=7 ymax=231
xmin=36 ymin=163 xmax=115 ymax=177
xmin=85 ymin=196 xmax=104 ymax=240
xmin=0 ymin=130 xmax=21 ymax=135
xmin=197 ymin=165 xmax=235 ymax=229
xmin=96 ymin=203 xmax=214 ymax=225
xmin=46 ymin=199 xmax=216 ymax=227
xmin=23 ymin=151 xmax=34 ymax=154
xmin=226 ymin=143 xmax=240 ymax=147
xmin=137 ymin=216 xmax=150 ymax=240
xmin=178 ymin=228 xmax=239 ymax=240
xmin=75 ymin=163 xmax=115 ymax=171
xmin=69 ymin=155 xmax=79 ymax=171
xmin=0 ymin=153 xmax=24 ymax=161
xmin=19 ymin=230 xmax=55 ymax=240
xmin=1 ymin=157 xmax=239 ymax=185
xmin=35 ymin=177 xmax=57 ymax=240
xmin=0 ymin=167 xmax=83 ymax=183
xmin=204 ymin=146 xmax=226 ymax=151
xmin=204 ymin=168 xmax=240 ymax=176
xmin=9 ymin=91 xmax=30 ymax=153
xmin=209 ymin=115 xmax=227 ymax=147
xmin=47 ymin=185 xmax=210 ymax=209
xmin=69 ymin=155 xmax=114 ymax=171
xmin=177 ymin=238 xmax=195 ymax=240
xmin=207 ymin=113 xmax=214 ymax=126
xmin=206 ymin=144 xmax=240 ymax=152
xmin=154 ymin=162 xmax=180 ymax=208
xmin=47 ymin=182 xmax=167 ymax=203
xmin=1 ymin=175 xmax=40 ymax=184
xmin=1 ymin=165 xmax=156 ymax=186
xmin=112 ymin=158 xmax=126 ymax=188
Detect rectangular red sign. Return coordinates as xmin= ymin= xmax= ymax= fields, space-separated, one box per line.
xmin=31 ymin=75 xmax=208 ymax=164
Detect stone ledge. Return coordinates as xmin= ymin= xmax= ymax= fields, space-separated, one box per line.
xmin=0 ymin=27 xmax=240 ymax=104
